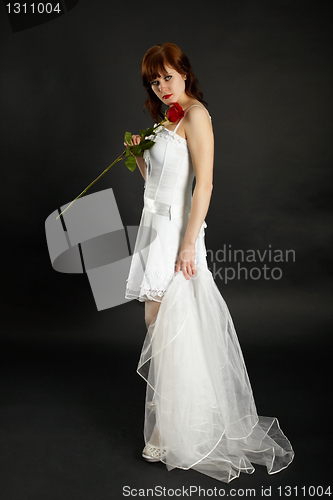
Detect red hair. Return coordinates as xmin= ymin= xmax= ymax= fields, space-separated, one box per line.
xmin=141 ymin=42 xmax=207 ymax=122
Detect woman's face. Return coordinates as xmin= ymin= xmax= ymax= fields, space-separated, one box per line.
xmin=150 ymin=64 xmax=186 ymax=106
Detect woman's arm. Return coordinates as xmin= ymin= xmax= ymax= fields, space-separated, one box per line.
xmin=125 ymin=134 xmax=147 ymax=181
xmin=175 ymin=106 xmax=214 ymax=279
xmin=135 ymin=155 xmax=147 ymax=181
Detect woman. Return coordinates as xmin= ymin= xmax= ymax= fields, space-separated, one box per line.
xmin=125 ymin=43 xmax=294 ymax=483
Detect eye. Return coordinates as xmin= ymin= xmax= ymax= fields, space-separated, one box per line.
xmin=150 ymin=75 xmax=172 ymax=87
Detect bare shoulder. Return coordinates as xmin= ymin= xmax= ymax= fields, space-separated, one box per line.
xmin=184 ymin=103 xmax=212 ymax=138
xmin=184 ymin=103 xmax=211 ymax=126
xmin=185 ymin=102 xmax=210 ymax=118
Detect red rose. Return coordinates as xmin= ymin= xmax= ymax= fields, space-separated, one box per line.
xmin=166 ymin=103 xmax=184 ymax=123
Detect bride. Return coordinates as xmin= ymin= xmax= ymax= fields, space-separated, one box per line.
xmin=125 ymin=42 xmax=294 ymax=483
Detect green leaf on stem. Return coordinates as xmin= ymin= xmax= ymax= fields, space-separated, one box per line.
xmin=140 ymin=140 xmax=155 ymax=151
xmin=141 ymin=126 xmax=154 ymax=137
xmin=131 ymin=144 xmax=143 ymax=156
xmin=125 ymin=146 xmax=131 ymax=156
xmin=124 ymin=131 xmax=132 ymax=145
xmin=125 ymin=155 xmax=137 ymax=172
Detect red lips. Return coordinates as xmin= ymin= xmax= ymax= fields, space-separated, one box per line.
xmin=163 ymin=94 xmax=172 ymax=99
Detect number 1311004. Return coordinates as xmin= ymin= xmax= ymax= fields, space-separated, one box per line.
xmin=277 ymin=485 xmax=331 ymax=497
xmin=6 ymin=3 xmax=62 ymax=14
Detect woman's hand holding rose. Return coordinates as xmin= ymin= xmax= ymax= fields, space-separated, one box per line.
xmin=124 ymin=134 xmax=142 ymax=158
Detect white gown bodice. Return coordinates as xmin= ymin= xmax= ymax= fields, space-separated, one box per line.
xmin=143 ymin=105 xmax=211 ymax=211
xmin=143 ymin=127 xmax=194 ymax=209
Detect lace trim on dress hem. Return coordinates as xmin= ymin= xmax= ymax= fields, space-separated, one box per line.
xmin=142 ymin=289 xmax=166 ymax=298
xmin=125 ymin=288 xmax=165 ymax=303
xmin=126 ymin=269 xmax=172 ymax=298
xmin=126 ymin=285 xmax=166 ymax=297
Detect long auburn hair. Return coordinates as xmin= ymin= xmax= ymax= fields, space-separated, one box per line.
xmin=141 ymin=42 xmax=207 ymax=123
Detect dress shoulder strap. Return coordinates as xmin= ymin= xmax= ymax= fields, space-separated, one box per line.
xmin=184 ymin=104 xmax=210 ymax=117
xmin=174 ymin=105 xmax=211 ymax=132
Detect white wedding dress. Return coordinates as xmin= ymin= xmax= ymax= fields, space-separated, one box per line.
xmin=125 ymin=106 xmax=294 ymax=483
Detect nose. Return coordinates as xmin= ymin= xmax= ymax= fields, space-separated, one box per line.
xmin=159 ymin=81 xmax=168 ymax=93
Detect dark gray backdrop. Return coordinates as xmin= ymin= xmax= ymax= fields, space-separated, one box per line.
xmin=0 ymin=0 xmax=331 ymax=345
xmin=0 ymin=0 xmax=332 ymax=498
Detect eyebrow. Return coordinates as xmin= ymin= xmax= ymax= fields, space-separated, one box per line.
xmin=149 ymin=72 xmax=172 ymax=83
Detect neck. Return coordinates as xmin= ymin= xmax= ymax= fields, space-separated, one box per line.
xmin=171 ymin=93 xmax=192 ymax=111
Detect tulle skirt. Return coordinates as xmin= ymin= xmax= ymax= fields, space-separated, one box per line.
xmin=137 ymin=263 xmax=294 ymax=483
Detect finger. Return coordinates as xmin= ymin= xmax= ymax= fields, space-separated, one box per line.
xmin=189 ymin=264 xmax=196 ymax=276
xmin=132 ymin=137 xmax=141 ymax=146
xmin=182 ymin=265 xmax=190 ymax=280
xmin=175 ymin=260 xmax=181 ymax=273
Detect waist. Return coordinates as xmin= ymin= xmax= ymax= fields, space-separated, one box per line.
xmin=143 ymin=196 xmax=191 ymax=220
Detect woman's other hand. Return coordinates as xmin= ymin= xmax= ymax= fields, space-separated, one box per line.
xmin=124 ymin=134 xmax=142 ymax=158
xmin=124 ymin=134 xmax=147 ymax=181
xmin=175 ymin=242 xmax=196 ymax=280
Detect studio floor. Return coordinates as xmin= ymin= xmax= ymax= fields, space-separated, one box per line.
xmin=0 ymin=299 xmax=331 ymax=500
